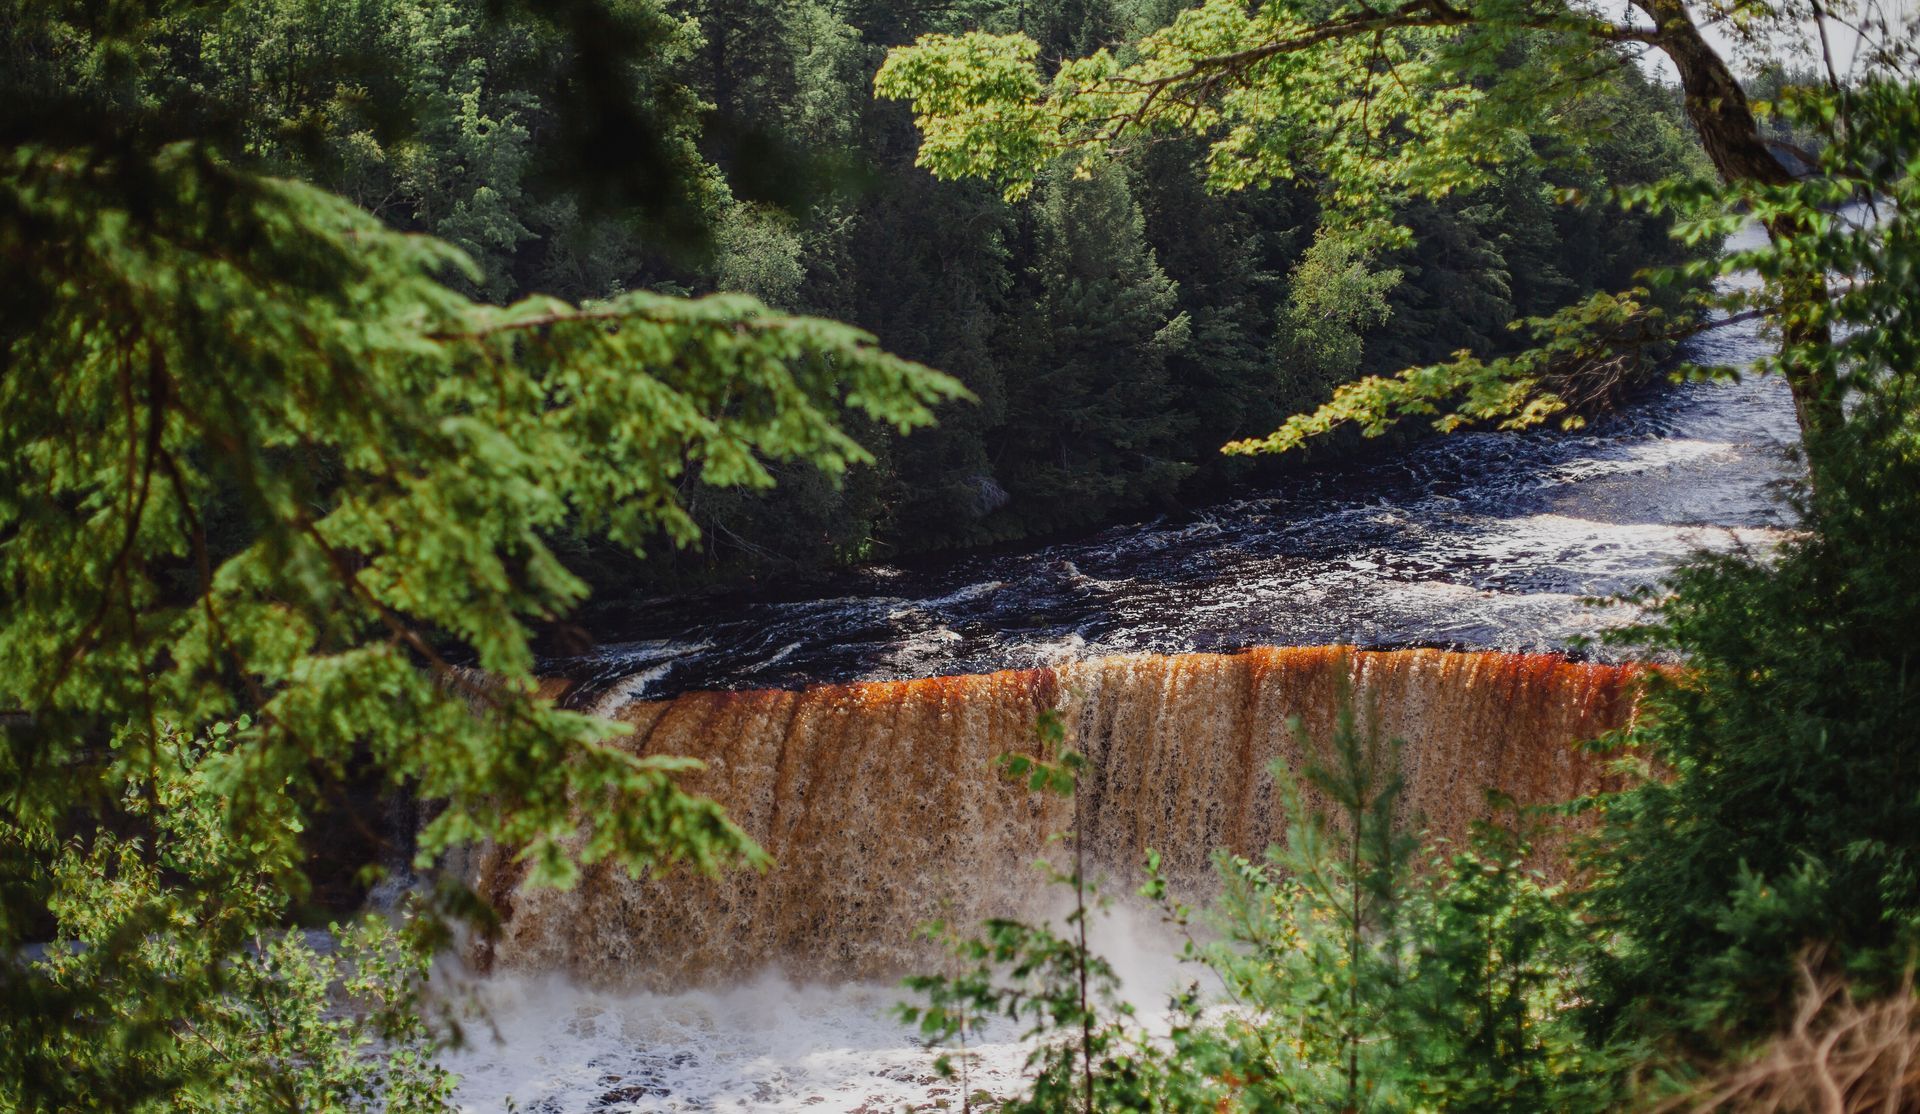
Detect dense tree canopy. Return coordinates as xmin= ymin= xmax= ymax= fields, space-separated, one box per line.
xmin=894 ymin=59 xmax=1920 ymax=1110
xmin=879 ymin=0 xmax=1920 ymax=1103
xmin=872 ymin=0 xmax=1860 ymax=464
xmin=14 ymin=0 xmax=1707 ymax=589
xmin=0 ymin=1 xmax=962 ymax=1106
xmin=9 ymin=0 xmax=1914 ymax=1107
xmin=1586 ymin=73 xmax=1920 ymax=1042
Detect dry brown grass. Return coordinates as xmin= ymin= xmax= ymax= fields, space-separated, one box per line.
xmin=1660 ymin=958 xmax=1920 ymax=1113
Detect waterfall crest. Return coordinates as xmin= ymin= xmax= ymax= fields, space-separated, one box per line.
xmin=470 ymin=647 xmax=1644 ymax=988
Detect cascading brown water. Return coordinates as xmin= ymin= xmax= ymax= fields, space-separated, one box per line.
xmin=469 ymin=646 xmax=1643 ymax=989
xmin=442 ymin=237 xmax=1792 ymax=1112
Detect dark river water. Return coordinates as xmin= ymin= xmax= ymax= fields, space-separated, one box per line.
xmin=454 ymin=230 xmax=1806 ymax=1112
xmin=555 ymin=232 xmax=1800 ymax=709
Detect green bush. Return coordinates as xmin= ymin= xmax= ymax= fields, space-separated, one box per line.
xmin=2 ymin=719 xmax=455 ymax=1112
xmin=907 ymin=685 xmax=1618 ymax=1112
xmin=1586 ymin=78 xmax=1920 ymax=1048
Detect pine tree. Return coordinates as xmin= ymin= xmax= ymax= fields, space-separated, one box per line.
xmin=0 ymin=3 xmax=964 ymax=1105
xmin=992 ymin=160 xmax=1193 ymax=534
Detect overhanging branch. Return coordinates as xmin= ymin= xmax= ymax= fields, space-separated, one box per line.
xmin=1076 ymin=0 xmax=1661 ymax=142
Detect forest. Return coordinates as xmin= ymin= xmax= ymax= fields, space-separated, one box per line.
xmin=3 ymin=0 xmax=1919 ymax=1110
xmin=38 ymin=0 xmax=1708 ymax=590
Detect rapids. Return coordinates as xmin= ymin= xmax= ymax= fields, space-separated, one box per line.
xmin=556 ymin=336 xmax=1795 ymax=710
xmin=446 ymin=222 xmax=1802 ymax=1111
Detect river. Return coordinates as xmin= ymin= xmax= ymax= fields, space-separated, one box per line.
xmin=446 ymin=225 xmax=1801 ymax=1111
xmin=555 ymin=273 xmax=1796 ymax=712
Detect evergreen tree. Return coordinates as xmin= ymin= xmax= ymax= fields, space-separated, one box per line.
xmin=1131 ymin=139 xmax=1300 ymax=483
xmin=850 ymin=171 xmax=1019 ymax=552
xmin=0 ymin=2 xmax=963 ymax=1104
xmin=1364 ymin=197 xmax=1515 ymax=375
xmin=990 ymin=160 xmax=1193 ymax=535
xmin=873 ymin=0 xmax=1827 ymax=460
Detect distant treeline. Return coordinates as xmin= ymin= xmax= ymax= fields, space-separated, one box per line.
xmin=140 ymin=0 xmax=1709 ymax=589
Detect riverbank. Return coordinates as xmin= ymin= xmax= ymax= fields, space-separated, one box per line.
xmin=550 ymin=360 xmax=1798 ymax=706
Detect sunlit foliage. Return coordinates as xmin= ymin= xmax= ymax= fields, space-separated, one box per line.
xmin=0 ymin=1 xmax=961 ymax=1105
xmin=874 ymin=0 xmax=1911 ymax=461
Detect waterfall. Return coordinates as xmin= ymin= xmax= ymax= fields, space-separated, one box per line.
xmin=467 ymin=647 xmax=1644 ymax=989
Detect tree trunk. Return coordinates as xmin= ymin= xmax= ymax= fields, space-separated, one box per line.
xmin=1643 ymin=0 xmax=1844 ymax=455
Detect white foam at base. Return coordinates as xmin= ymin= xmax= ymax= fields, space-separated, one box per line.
xmin=445 ymin=899 xmax=1194 ymax=1113
xmin=445 ymin=970 xmax=998 ymax=1113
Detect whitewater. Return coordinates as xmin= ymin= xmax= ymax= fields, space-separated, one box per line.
xmin=440 ymin=224 xmax=1799 ymax=1112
